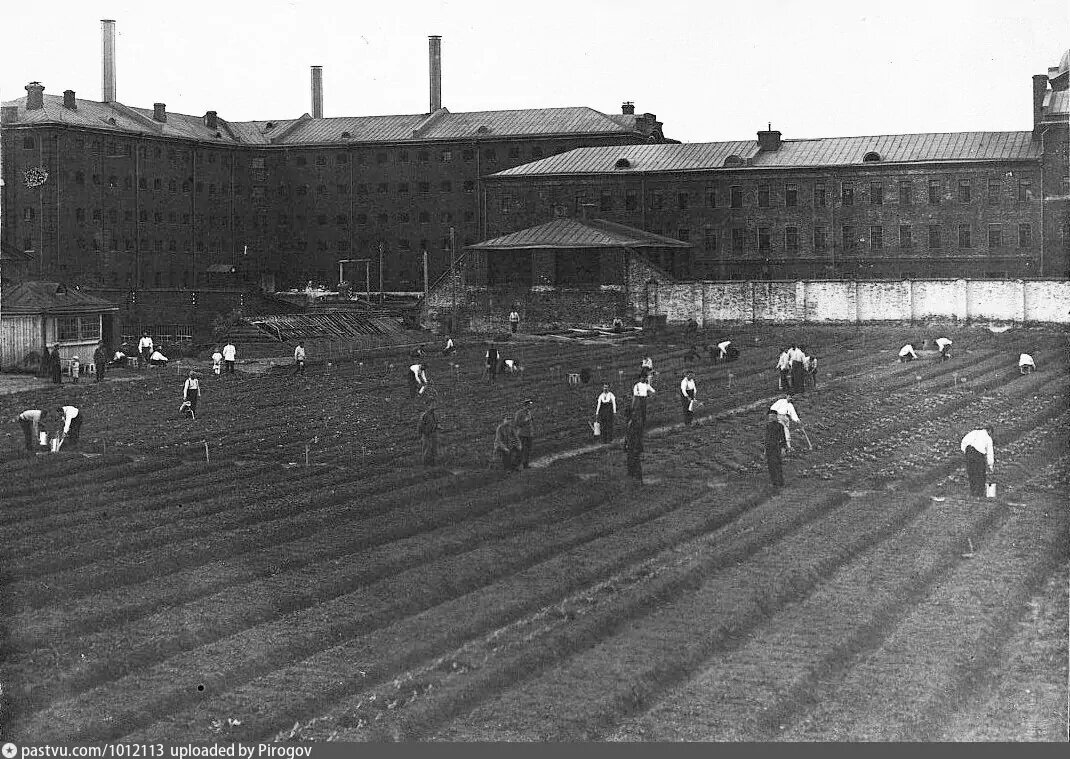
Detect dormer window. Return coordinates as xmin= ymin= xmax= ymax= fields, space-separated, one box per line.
xmin=476 ymin=125 xmax=490 ymax=134
xmin=614 ymin=157 xmax=631 ymax=169
xmin=265 ymin=122 xmax=276 ymax=130
xmin=341 ymin=131 xmax=352 ymax=138
xmin=724 ymin=155 xmax=743 ymax=167
xmin=863 ymin=151 xmax=881 ymax=163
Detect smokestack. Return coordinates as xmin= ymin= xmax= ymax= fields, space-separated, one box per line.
xmin=101 ymin=19 xmax=116 ymax=102
xmin=311 ymin=66 xmax=323 ymax=119
xmin=428 ymin=36 xmax=442 ymax=112
xmin=1032 ymin=73 xmax=1048 ymax=132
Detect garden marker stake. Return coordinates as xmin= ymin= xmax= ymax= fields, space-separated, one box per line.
xmin=203 ymin=441 xmax=210 ymax=463
xmin=799 ymin=424 xmax=814 ymax=450
xmin=305 ymin=444 xmax=310 ymax=468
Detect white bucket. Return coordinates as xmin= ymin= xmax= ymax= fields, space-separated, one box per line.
xmin=986 ymin=483 xmax=997 ymax=498
xmin=50 ymin=438 xmax=61 ymax=453
xmin=39 ymin=432 xmax=48 ymax=446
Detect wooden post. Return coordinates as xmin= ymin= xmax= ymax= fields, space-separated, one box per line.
xmin=305 ymin=444 xmax=310 ymax=468
xmin=203 ymin=441 xmax=210 ymax=463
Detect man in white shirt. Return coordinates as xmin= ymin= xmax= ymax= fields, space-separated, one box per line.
xmin=632 ymin=372 xmax=656 ymax=431
xmin=409 ymin=363 xmax=428 ymax=397
xmin=595 ymin=383 xmax=617 ymax=444
xmin=211 ymin=348 xmax=223 ymax=375
xmin=16 ymin=409 xmax=47 ymax=452
xmin=137 ymin=333 xmax=154 ymax=370
xmin=679 ymin=371 xmax=697 ymax=425
xmin=960 ymin=426 xmax=994 ymax=497
xmin=503 ymin=359 xmax=522 ymax=374
xmin=776 ymin=348 xmax=791 ymax=391
xmin=769 ymin=396 xmax=800 ymax=451
xmin=442 ymin=336 xmax=455 ymax=356
xmin=509 ymin=310 xmax=520 ymax=334
xmin=1018 ymin=353 xmax=1035 ymax=375
xmin=898 ymin=344 xmax=918 ymax=362
xmin=716 ymin=340 xmax=732 ymax=362
xmin=293 ymin=343 xmax=306 ymax=376
xmin=182 ymin=371 xmax=201 ymax=418
xmin=148 ymin=349 xmax=169 ymax=366
xmin=55 ymin=405 xmax=82 ymax=450
xmin=222 ymin=343 xmax=237 ymax=374
xmin=935 ymin=337 xmax=953 ymax=360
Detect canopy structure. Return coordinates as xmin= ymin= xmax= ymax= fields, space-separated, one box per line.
xmin=468 ymin=217 xmax=691 ymax=251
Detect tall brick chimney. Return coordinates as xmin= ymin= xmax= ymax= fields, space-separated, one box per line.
xmin=428 ymin=36 xmax=442 ymax=112
xmin=757 ymin=124 xmax=782 ymax=151
xmin=63 ymin=89 xmax=78 ymax=109
xmin=153 ymin=102 xmax=167 ymax=123
xmin=1032 ymin=73 xmax=1048 ymax=132
xmin=204 ymin=110 xmax=218 ymax=129
xmin=102 ymin=19 xmax=117 ymax=102
xmin=311 ymin=66 xmax=323 ymax=118
xmin=25 ymin=82 xmax=45 ymax=110
xmin=622 ymin=101 xmax=635 ymax=115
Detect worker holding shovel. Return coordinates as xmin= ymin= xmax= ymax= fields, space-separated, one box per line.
xmin=769 ymin=396 xmax=811 ymax=452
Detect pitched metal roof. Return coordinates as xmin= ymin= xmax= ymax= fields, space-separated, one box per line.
xmin=1 ymin=282 xmax=120 ymax=315
xmin=2 ymin=95 xmax=647 ymax=145
xmin=468 ymin=218 xmax=692 ymax=251
xmin=1044 ymin=90 xmax=1069 ymax=118
xmin=492 ymin=131 xmax=1041 ymax=177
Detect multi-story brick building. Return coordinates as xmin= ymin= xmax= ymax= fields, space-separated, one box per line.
xmin=1 ymin=29 xmax=667 ymax=307
xmin=484 ymin=52 xmax=1070 ymax=281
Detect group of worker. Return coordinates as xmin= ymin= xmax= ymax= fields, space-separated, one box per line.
xmin=15 ymin=406 xmax=83 ymax=454
xmin=776 ymin=345 xmax=817 ymax=393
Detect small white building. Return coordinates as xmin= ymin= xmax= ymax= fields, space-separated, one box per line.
xmin=1 ymin=281 xmax=120 ymax=371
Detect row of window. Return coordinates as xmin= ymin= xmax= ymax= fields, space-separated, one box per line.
xmin=65 ymin=173 xmax=483 ymax=197
xmin=686 ymin=222 xmax=1035 ymax=253
xmin=551 ymin=178 xmax=1039 ymax=214
xmin=22 ymin=135 xmax=553 ymax=165
xmin=55 ymin=206 xmax=477 ymax=228
xmin=68 ymin=236 xmax=473 ymax=254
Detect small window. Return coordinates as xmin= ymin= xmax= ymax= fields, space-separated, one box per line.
xmin=929 ymin=224 xmax=942 ymax=249
xmin=315 ymin=155 xmax=327 ymax=166
xmin=625 ymin=191 xmax=638 ymax=211
xmin=462 ymin=149 xmax=474 ymax=162
xmin=1018 ymin=223 xmax=1033 ymax=247
xmin=870 ymin=183 xmax=883 ymax=205
xmin=1018 ymin=180 xmax=1034 ymax=202
xmin=814 ymin=227 xmax=827 ymax=252
xmin=483 ymin=148 xmax=497 ymax=162
xmin=987 ymin=178 xmax=1001 ymax=205
xmin=600 ymin=193 xmax=613 ymax=212
xmin=730 ymin=186 xmax=743 ymax=208
xmin=814 ymin=183 xmax=826 ymax=208
xmin=399 ymin=150 xmax=410 ymax=163
xmin=732 ymin=228 xmax=746 ymax=252
xmin=928 ymin=179 xmax=941 ymax=204
xmin=336 ymin=153 xmax=347 ymax=165
xmin=531 ymin=147 xmax=544 ymax=159
xmin=958 ymin=180 xmax=971 ymax=203
xmin=757 ymin=184 xmax=770 ymax=208
xmin=785 ymin=226 xmax=799 ymax=253
xmin=863 ymin=151 xmax=881 ymax=163
xmin=295 ymin=156 xmax=307 ymax=166
xmin=842 ymin=225 xmax=856 ymax=251
xmin=337 ymin=214 xmax=348 ymax=226
xmin=841 ymin=182 xmax=854 ymax=206
xmin=337 ymin=184 xmax=349 ymax=195
xmin=22 ymin=136 xmax=36 ymax=150
xmin=439 ymin=149 xmax=452 ymax=162
xmin=784 ymin=183 xmax=797 ymax=207
xmin=870 ymin=225 xmax=883 ymax=250
xmin=703 ymin=228 xmax=718 ymax=251
xmin=417 ymin=150 xmax=429 ymax=163
xmin=463 ymin=180 xmax=475 ymax=193
xmin=650 ymin=191 xmax=664 ymax=210
xmin=988 ymin=224 xmax=1002 ymax=248
xmin=898 ymin=180 xmax=913 ymax=206
xmin=677 ymin=228 xmax=690 ymax=242
xmin=958 ymin=224 xmax=972 ymax=248
xmin=614 ymin=157 xmax=631 ymax=169
xmin=758 ymin=227 xmax=771 ymax=252
xmin=508 ymin=146 xmax=521 ymax=160
xmin=900 ymin=225 xmax=913 ymax=248
xmin=677 ymin=192 xmax=689 ymax=210
xmin=705 ymin=185 xmax=717 ymax=208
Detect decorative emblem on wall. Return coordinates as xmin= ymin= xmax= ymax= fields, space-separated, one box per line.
xmin=23 ymin=167 xmax=49 ymax=188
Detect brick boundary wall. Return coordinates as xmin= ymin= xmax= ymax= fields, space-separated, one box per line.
xmin=649 ymin=279 xmax=1070 ymax=325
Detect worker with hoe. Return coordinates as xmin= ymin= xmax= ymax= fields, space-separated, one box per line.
xmin=769 ymin=395 xmax=801 ymax=452
xmin=595 ymin=382 xmax=617 ymax=444
xmin=765 ymin=410 xmax=788 ymax=487
xmin=493 ymin=415 xmax=521 ymax=472
xmin=417 ymin=398 xmax=440 ymax=466
xmin=679 ymin=370 xmax=697 ymax=426
xmin=960 ymin=425 xmax=995 ymax=498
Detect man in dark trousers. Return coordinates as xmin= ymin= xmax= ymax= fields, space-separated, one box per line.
xmin=765 ymin=411 xmax=787 ymax=487
xmin=93 ymin=342 xmax=108 ymax=382
xmin=493 ymin=416 xmax=521 ymax=471
xmin=514 ymin=398 xmax=535 ymax=468
xmin=624 ymin=406 xmax=644 ymax=484
xmin=56 ymin=405 xmax=82 ymax=450
xmin=960 ymin=426 xmax=995 ymax=497
xmin=485 ymin=344 xmax=500 ymax=381
xmin=49 ymin=345 xmax=63 ymax=384
xmin=16 ymin=409 xmax=47 ymax=452
xmin=679 ymin=370 xmax=697 ymax=425
xmin=418 ymin=400 xmax=440 ymax=466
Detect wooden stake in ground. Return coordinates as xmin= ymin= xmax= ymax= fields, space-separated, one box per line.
xmin=798 ymin=423 xmax=815 ymax=450
xmin=203 ymin=441 xmax=210 ymax=463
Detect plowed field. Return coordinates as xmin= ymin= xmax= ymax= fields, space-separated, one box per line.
xmin=1 ymin=324 xmax=1067 ymax=742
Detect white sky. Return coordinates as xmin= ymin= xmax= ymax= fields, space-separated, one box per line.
xmin=1 ymin=0 xmax=1066 ymax=143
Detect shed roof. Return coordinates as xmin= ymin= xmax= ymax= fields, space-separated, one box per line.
xmin=492 ymin=131 xmax=1041 ymax=177
xmin=468 ymin=218 xmax=692 ymax=251
xmin=1 ymin=282 xmax=120 ymax=315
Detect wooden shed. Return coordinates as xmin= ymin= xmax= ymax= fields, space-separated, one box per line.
xmin=1 ymin=282 xmax=120 ymax=371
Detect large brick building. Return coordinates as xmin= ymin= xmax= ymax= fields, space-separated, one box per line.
xmin=483 ymin=52 xmax=1070 ymax=281
xmin=1 ymin=33 xmax=666 ymax=302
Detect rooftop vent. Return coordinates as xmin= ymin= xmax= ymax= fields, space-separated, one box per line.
xmin=863 ymin=151 xmax=881 ymax=162
xmin=622 ymin=101 xmax=635 ymax=115
xmin=25 ymin=82 xmax=45 ymax=110
xmin=724 ymin=154 xmax=743 ymax=167
xmin=341 ymin=130 xmax=352 ymax=138
xmin=476 ymin=125 xmax=490 ymax=134
xmin=153 ymin=103 xmax=167 ymax=123
xmin=265 ymin=121 xmax=276 ymax=130
xmin=614 ymin=157 xmax=631 ymax=169
xmin=63 ymin=90 xmax=77 ymax=110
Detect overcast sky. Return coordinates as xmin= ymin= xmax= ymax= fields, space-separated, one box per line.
xmin=1 ymin=0 xmax=1066 ymax=143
